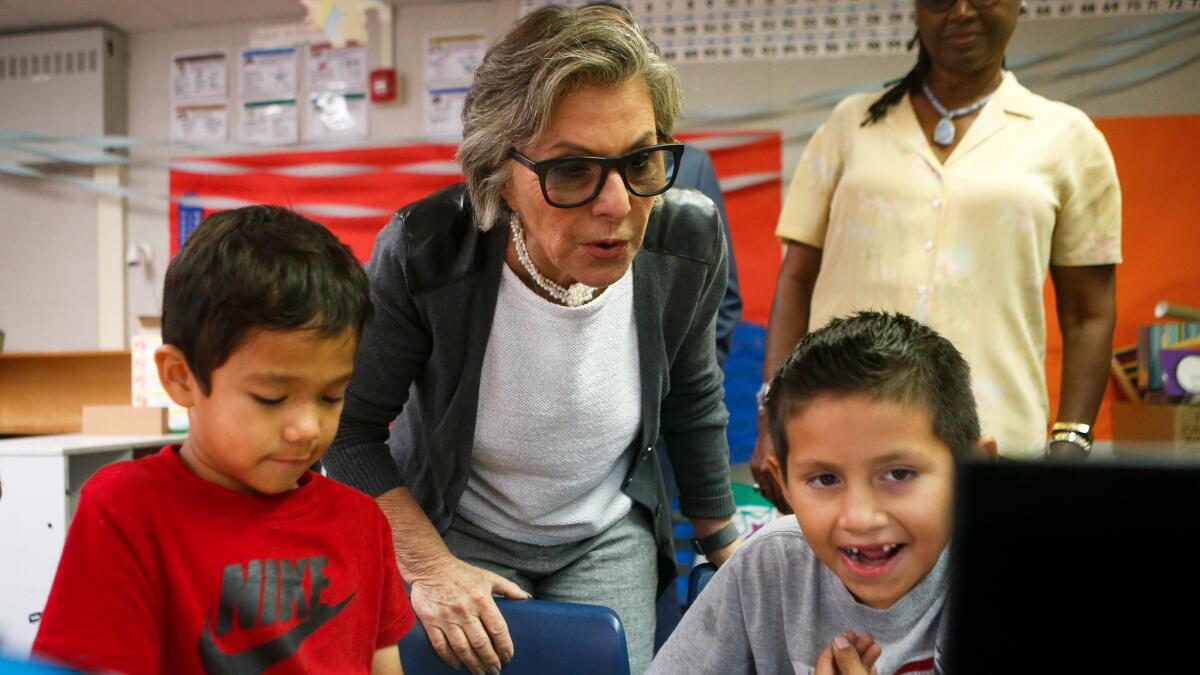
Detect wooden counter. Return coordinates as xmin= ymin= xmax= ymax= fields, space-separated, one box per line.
xmin=0 ymin=350 xmax=131 ymax=434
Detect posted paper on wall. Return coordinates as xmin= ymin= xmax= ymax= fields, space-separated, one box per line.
xmin=172 ymin=51 xmax=228 ymax=100
xmin=424 ymin=86 xmax=469 ymax=137
xmin=132 ymin=331 xmax=189 ymax=432
xmin=171 ymin=103 xmax=229 ymax=143
xmin=425 ymin=33 xmax=488 ymax=85
xmin=306 ymin=43 xmax=368 ymax=91
xmin=307 ymin=92 xmax=369 ymax=141
xmin=240 ymin=99 xmax=299 ymax=145
xmin=423 ymin=32 xmax=487 ymax=136
xmin=240 ymin=46 xmax=299 ymax=100
xmin=171 ymin=51 xmax=229 ymax=144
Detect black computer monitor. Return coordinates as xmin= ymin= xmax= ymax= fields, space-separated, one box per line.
xmin=944 ymin=458 xmax=1200 ymax=674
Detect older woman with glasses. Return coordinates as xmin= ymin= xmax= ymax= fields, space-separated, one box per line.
xmin=751 ymin=0 xmax=1121 ymax=510
xmin=323 ymin=6 xmax=740 ymax=674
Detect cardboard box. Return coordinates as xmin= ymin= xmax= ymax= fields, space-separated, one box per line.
xmin=81 ymin=405 xmax=168 ymax=435
xmin=1112 ymin=402 xmax=1200 ymax=456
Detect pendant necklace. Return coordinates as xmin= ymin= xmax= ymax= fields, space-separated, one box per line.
xmin=510 ymin=212 xmax=596 ymax=308
xmin=921 ymin=80 xmax=997 ymax=147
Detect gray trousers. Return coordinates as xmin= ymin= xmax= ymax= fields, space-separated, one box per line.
xmin=445 ymin=507 xmax=658 ymax=675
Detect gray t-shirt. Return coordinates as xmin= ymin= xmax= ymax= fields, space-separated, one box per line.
xmin=650 ymin=517 xmax=947 ymax=675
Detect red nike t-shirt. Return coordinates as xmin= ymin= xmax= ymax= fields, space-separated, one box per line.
xmin=33 ymin=445 xmax=415 ymax=674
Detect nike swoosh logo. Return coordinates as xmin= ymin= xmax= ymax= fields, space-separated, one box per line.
xmin=198 ymin=592 xmax=354 ymax=675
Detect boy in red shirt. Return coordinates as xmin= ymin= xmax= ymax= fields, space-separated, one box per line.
xmin=33 ymin=206 xmax=414 ymax=674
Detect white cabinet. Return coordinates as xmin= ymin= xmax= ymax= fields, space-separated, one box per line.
xmin=0 ymin=434 xmax=182 ymax=656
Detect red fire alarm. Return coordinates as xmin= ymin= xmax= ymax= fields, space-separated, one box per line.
xmin=370 ymin=68 xmax=397 ymax=102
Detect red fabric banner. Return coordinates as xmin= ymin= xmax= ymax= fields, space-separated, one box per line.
xmin=167 ymin=133 xmax=785 ymax=325
xmin=169 ymin=144 xmax=462 ymax=261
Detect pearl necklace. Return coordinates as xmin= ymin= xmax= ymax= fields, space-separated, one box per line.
xmin=509 ymin=212 xmax=596 ymax=308
xmin=921 ymin=80 xmax=997 ymax=147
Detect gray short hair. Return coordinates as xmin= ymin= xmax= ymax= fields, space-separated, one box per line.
xmin=457 ymin=5 xmax=683 ymax=231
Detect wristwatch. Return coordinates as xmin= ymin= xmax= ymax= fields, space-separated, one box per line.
xmin=1048 ymin=422 xmax=1093 ymax=458
xmin=691 ymin=521 xmax=740 ymax=556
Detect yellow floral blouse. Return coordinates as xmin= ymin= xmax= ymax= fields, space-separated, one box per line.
xmin=777 ymin=72 xmax=1122 ymax=458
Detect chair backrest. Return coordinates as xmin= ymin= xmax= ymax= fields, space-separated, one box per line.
xmin=399 ymin=597 xmax=630 ymax=675
xmin=0 ymin=655 xmax=77 ymax=674
xmin=685 ymin=563 xmax=717 ymax=609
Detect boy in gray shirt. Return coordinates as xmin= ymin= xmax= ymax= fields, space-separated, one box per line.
xmin=651 ymin=312 xmax=996 ymax=674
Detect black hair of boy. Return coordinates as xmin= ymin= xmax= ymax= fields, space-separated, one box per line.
xmin=161 ymin=205 xmax=372 ymax=395
xmin=765 ymin=311 xmax=980 ymax=475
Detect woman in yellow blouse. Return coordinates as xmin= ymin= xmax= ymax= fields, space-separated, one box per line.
xmin=752 ymin=0 xmax=1121 ymax=510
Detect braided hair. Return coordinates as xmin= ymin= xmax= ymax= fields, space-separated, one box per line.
xmin=862 ymin=32 xmax=931 ymax=127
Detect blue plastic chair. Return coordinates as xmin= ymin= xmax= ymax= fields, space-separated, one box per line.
xmin=685 ymin=563 xmax=717 ymax=610
xmin=399 ymin=597 xmax=630 ymax=675
xmin=0 ymin=655 xmax=77 ymax=674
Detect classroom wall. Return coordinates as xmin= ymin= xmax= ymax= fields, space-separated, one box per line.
xmin=674 ymin=16 xmax=1200 ymax=173
xmin=0 ymin=165 xmax=100 ymax=352
xmin=122 ymin=0 xmax=519 ymax=345
xmin=664 ymin=16 xmax=1200 ymax=319
xmin=1 ymin=3 xmax=1198 ymax=358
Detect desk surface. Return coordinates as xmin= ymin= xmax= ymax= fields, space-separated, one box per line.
xmin=0 ymin=433 xmax=184 ymax=457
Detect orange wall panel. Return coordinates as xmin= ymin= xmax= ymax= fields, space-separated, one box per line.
xmin=1045 ymin=114 xmax=1200 ymax=439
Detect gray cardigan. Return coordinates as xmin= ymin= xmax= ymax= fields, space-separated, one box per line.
xmin=324 ymin=184 xmax=736 ymax=592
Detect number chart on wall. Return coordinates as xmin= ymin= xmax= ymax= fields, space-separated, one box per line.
xmin=519 ymin=0 xmax=1200 ymax=63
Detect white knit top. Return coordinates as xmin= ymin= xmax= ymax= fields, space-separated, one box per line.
xmin=457 ymin=263 xmax=640 ymax=545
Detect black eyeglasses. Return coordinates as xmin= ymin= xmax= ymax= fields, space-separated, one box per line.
xmin=917 ymin=0 xmax=1000 ymax=12
xmin=509 ymin=143 xmax=685 ymax=209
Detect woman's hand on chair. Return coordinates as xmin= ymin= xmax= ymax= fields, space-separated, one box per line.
xmin=408 ymin=555 xmax=530 ymax=675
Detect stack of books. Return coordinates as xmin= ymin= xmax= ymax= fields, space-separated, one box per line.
xmin=1119 ymin=319 xmax=1200 ymax=403
xmin=1111 ymin=304 xmax=1200 ymax=452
